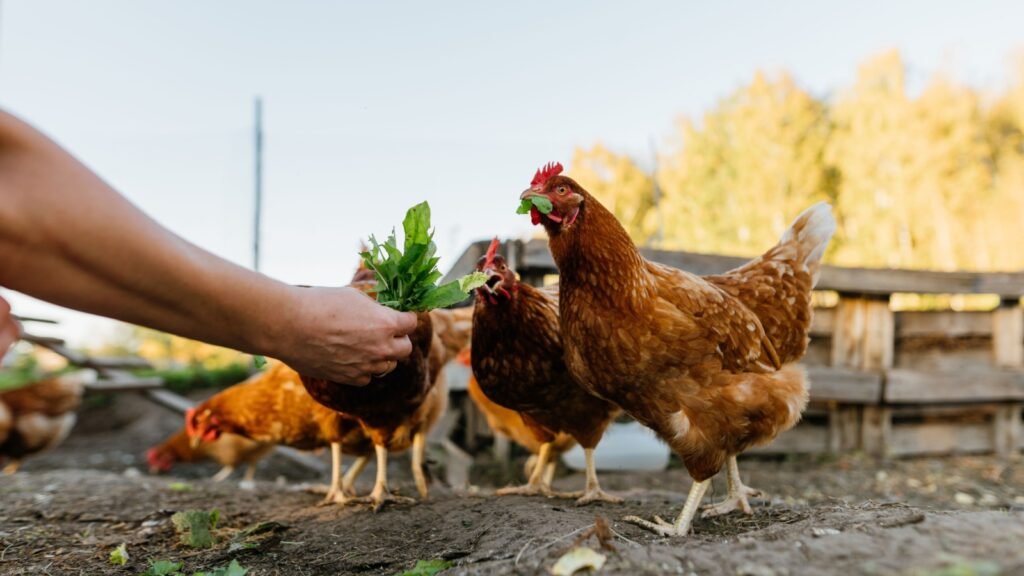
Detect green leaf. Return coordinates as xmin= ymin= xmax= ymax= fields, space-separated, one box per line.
xmin=516 ymin=196 xmax=553 ymax=215
xmin=394 ymin=559 xmax=453 ymax=576
xmin=417 ymin=281 xmax=470 ymax=311
xmin=459 ymin=271 xmax=489 ymax=293
xmin=171 ymin=510 xmax=219 ymax=549
xmin=252 ymin=355 xmax=266 ymax=369
xmin=142 ymin=560 xmax=184 ymax=576
xmin=109 ymin=543 xmax=129 ymax=566
xmin=195 ymin=560 xmax=249 ymax=576
xmin=167 ymin=481 xmax=192 ymax=492
xmin=402 ymin=202 xmax=432 ymax=252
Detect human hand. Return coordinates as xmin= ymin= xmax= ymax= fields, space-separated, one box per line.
xmin=271 ymin=286 xmax=417 ymax=385
xmin=0 ymin=295 xmax=20 ymax=359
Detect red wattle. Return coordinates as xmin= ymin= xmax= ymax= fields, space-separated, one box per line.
xmin=530 ymin=206 xmax=541 ymax=225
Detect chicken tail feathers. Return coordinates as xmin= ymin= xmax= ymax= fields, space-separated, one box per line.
xmin=778 ymin=202 xmax=836 ymax=288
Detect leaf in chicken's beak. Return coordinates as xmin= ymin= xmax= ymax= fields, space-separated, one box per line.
xmin=516 ymin=196 xmax=553 ymax=215
xmin=459 ymin=271 xmax=489 ymax=292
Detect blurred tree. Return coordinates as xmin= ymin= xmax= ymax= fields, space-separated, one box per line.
xmin=570 ymin=144 xmax=659 ymax=245
xmin=572 ymin=50 xmax=1024 ymax=273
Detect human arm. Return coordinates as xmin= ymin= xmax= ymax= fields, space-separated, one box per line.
xmin=0 ymin=110 xmax=414 ymax=384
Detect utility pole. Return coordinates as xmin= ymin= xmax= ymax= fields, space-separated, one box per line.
xmin=253 ymin=97 xmax=263 ymax=272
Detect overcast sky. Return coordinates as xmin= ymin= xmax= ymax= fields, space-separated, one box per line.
xmin=2 ymin=0 xmax=1022 ymax=346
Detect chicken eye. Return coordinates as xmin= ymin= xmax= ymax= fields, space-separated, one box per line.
xmin=557 ymin=186 xmax=567 ymax=195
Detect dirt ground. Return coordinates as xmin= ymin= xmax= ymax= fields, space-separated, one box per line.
xmin=2 ymin=393 xmax=1023 ymax=576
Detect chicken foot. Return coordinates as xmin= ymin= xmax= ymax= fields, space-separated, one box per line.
xmin=350 ymin=444 xmax=416 ymax=512
xmin=702 ymin=455 xmax=762 ymax=517
xmin=624 ymin=478 xmax=710 ymax=537
xmin=210 ymin=465 xmax=235 ymax=483
xmin=411 ymin=432 xmax=430 ymax=499
xmin=321 ymin=442 xmax=350 ymax=505
xmin=574 ymin=448 xmax=623 ymax=506
xmin=495 ymin=442 xmax=574 ymax=498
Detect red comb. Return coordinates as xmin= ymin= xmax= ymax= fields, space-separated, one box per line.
xmin=531 ymin=162 xmax=563 ymax=188
xmin=185 ymin=407 xmax=196 ymax=437
xmin=484 ymin=237 xmax=500 ymax=268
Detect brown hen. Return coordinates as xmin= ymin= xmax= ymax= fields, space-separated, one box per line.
xmin=469 ymin=239 xmax=620 ymax=504
xmin=186 ymin=362 xmax=373 ymax=504
xmin=0 ymin=370 xmax=92 ymax=473
xmin=522 ymin=162 xmax=835 ymax=536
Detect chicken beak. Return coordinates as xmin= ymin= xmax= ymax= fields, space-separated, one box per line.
xmin=520 ymin=188 xmax=541 ymax=200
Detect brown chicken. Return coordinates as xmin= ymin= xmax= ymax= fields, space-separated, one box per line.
xmin=299 ymin=274 xmax=448 ymax=510
xmin=186 ymin=362 xmax=373 ymax=504
xmin=469 ymin=238 xmax=620 ymax=504
xmin=147 ymin=428 xmax=274 ymax=483
xmin=521 ymin=162 xmax=835 ymax=536
xmin=461 ymin=349 xmax=576 ymax=493
xmin=0 ymin=370 xmax=92 ymax=473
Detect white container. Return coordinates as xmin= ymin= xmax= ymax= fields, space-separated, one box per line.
xmin=561 ymin=421 xmax=670 ymax=472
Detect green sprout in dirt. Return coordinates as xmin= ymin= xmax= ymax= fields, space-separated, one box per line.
xmin=360 ymin=202 xmax=487 ymax=312
xmin=109 ymin=543 xmax=129 ymax=566
xmin=171 ymin=509 xmax=220 ymax=549
xmin=139 ymin=559 xmax=247 ymax=576
xmin=394 ymin=559 xmax=453 ymax=576
xmin=516 ymin=195 xmax=553 ymax=216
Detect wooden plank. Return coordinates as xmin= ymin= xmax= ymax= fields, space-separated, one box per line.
xmin=809 ymin=308 xmax=834 ymax=338
xmin=897 ymin=311 xmax=992 ymax=338
xmin=993 ymin=405 xmax=1021 ymax=458
xmin=805 ymin=365 xmax=882 ymax=403
xmin=992 ymin=304 xmax=1024 ymax=368
xmin=861 ymin=406 xmax=892 ymax=457
xmin=885 ymin=369 xmax=1024 ymax=403
xmin=85 ymin=377 xmax=164 ymax=393
xmin=749 ymin=422 xmax=829 ymax=454
xmin=889 ymin=421 xmax=993 ymax=456
xmin=517 ymin=238 xmax=1024 ymax=298
xmin=831 ymin=296 xmax=894 ymax=371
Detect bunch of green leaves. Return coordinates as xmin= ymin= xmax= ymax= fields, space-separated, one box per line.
xmin=360 ymin=202 xmax=487 ymax=312
xmin=516 ymin=195 xmax=553 ymax=215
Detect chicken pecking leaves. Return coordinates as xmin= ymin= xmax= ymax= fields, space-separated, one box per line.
xmin=360 ymin=202 xmax=487 ymax=312
xmin=516 ymin=196 xmax=553 ymax=215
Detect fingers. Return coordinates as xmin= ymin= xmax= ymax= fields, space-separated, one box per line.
xmin=0 ymin=318 xmax=19 ymax=358
xmin=390 ymin=311 xmax=418 ymax=336
xmin=382 ymin=335 xmax=413 ymax=361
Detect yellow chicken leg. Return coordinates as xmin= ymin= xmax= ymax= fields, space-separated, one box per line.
xmin=210 ymin=465 xmax=235 ymax=483
xmin=624 ymin=478 xmax=710 ymax=537
xmin=702 ymin=456 xmax=762 ymax=517
xmin=341 ymin=455 xmax=369 ymax=496
xmin=575 ymin=448 xmax=623 ymax=506
xmin=411 ymin=432 xmax=430 ymax=499
xmin=351 ymin=444 xmax=415 ymax=512
xmin=321 ymin=442 xmax=350 ymax=505
xmin=496 ymin=442 xmax=558 ymax=497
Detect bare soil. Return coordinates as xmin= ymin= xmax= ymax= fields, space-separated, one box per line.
xmin=1 ymin=393 xmax=1023 ymax=576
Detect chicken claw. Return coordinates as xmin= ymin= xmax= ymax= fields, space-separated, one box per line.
xmin=624 ymin=478 xmax=710 ymax=537
xmin=348 ymin=444 xmax=416 ymax=512
xmin=574 ymin=448 xmax=622 ymax=506
xmin=701 ymin=456 xmax=762 ymax=518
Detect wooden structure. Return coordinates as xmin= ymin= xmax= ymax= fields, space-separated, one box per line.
xmin=444 ymin=239 xmax=1024 ymax=459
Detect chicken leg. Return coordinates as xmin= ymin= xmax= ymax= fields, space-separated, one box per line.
xmin=411 ymin=432 xmax=430 ymax=499
xmin=624 ymin=478 xmax=710 ymax=537
xmin=575 ymin=448 xmax=623 ymax=506
xmin=321 ymin=442 xmax=350 ymax=505
xmin=496 ymin=442 xmax=556 ymax=497
xmin=702 ymin=456 xmax=762 ymax=517
xmin=210 ymin=465 xmax=235 ymax=482
xmin=341 ymin=455 xmax=369 ymax=495
xmin=351 ymin=444 xmax=415 ymax=512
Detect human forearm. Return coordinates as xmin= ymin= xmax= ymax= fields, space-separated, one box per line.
xmin=0 ymin=110 xmax=291 ymax=354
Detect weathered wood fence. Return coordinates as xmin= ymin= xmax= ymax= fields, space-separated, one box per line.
xmin=444 ymin=239 xmax=1024 ymax=459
